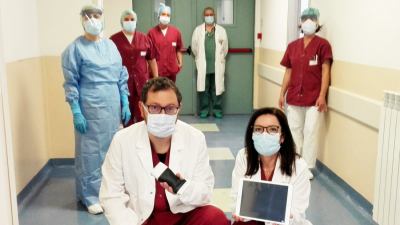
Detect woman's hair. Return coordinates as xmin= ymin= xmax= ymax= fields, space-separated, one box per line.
xmin=299 ymin=24 xmax=323 ymax=33
xmin=244 ymin=107 xmax=297 ymax=177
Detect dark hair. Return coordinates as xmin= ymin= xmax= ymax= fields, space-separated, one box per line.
xmin=141 ymin=77 xmax=182 ymax=104
xmin=203 ymin=6 xmax=215 ymax=15
xmin=244 ymin=107 xmax=297 ymax=177
xmin=298 ymin=24 xmax=323 ymax=33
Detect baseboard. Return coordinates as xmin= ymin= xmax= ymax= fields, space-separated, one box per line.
xmin=315 ymin=160 xmax=377 ymax=224
xmin=17 ymin=160 xmax=53 ymax=212
xmin=17 ymin=158 xmax=75 ymax=212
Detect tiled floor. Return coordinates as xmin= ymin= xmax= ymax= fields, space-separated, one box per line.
xmin=18 ymin=115 xmax=377 ymax=225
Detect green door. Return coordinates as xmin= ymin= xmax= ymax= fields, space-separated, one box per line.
xmin=132 ymin=0 xmax=254 ymax=114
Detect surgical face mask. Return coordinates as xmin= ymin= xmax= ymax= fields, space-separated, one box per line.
xmin=123 ymin=21 xmax=136 ymax=33
xmin=145 ymin=107 xmax=177 ymax=138
xmin=301 ymin=19 xmax=317 ymax=35
xmin=159 ymin=15 xmax=170 ymax=25
xmin=83 ymin=17 xmax=103 ymax=36
xmin=204 ymin=16 xmax=214 ymax=25
xmin=252 ymin=133 xmax=281 ymax=157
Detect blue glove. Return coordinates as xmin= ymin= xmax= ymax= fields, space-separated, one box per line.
xmin=121 ymin=94 xmax=131 ymax=125
xmin=70 ymin=101 xmax=87 ymax=134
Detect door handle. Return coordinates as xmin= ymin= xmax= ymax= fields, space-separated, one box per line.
xmin=180 ymin=45 xmax=192 ymax=55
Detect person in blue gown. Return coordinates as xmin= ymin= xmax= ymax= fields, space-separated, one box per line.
xmin=61 ymin=4 xmax=131 ymax=214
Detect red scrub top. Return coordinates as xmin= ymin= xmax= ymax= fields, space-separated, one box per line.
xmin=148 ymin=25 xmax=184 ymax=77
xmin=144 ymin=147 xmax=183 ymax=225
xmin=280 ymin=35 xmax=333 ymax=106
xmin=110 ymin=31 xmax=155 ymax=97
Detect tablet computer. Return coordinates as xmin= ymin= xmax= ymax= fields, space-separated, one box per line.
xmin=235 ymin=178 xmax=293 ymax=225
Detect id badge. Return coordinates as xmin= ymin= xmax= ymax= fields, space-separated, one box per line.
xmin=140 ymin=51 xmax=147 ymax=57
xmin=172 ymin=42 xmax=177 ymax=47
xmin=309 ymin=55 xmax=318 ymax=66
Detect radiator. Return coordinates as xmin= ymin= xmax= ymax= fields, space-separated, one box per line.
xmin=373 ymin=91 xmax=400 ymax=225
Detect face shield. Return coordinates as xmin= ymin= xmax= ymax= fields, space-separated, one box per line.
xmin=80 ymin=5 xmax=104 ymax=36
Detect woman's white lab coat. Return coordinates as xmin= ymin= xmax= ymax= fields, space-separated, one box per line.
xmin=231 ymin=149 xmax=313 ymax=225
xmin=99 ymin=120 xmax=214 ymax=225
xmin=191 ymin=23 xmax=228 ymax=95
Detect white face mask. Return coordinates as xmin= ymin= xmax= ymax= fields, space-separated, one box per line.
xmin=252 ymin=133 xmax=281 ymax=156
xmin=122 ymin=21 xmax=136 ymax=33
xmin=204 ymin=16 xmax=214 ymax=25
xmin=83 ymin=17 xmax=103 ymax=36
xmin=144 ymin=107 xmax=177 ymax=138
xmin=159 ymin=15 xmax=170 ymax=25
xmin=301 ymin=19 xmax=317 ymax=35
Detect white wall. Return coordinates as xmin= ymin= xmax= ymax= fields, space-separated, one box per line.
xmin=259 ymin=0 xmax=288 ymax=51
xmin=311 ymin=0 xmax=400 ymax=70
xmin=1 ymin=0 xmax=40 ymax=62
xmin=0 ymin=0 xmax=19 ymax=222
xmin=37 ymin=0 xmax=132 ymax=56
xmin=37 ymin=0 xmax=85 ymax=56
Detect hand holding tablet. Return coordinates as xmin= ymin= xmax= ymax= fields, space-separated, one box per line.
xmin=235 ymin=178 xmax=293 ymax=225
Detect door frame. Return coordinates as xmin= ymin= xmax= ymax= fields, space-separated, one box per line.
xmin=0 ymin=2 xmax=19 ymax=224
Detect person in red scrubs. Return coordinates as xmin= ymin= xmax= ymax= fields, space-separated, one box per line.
xmin=147 ymin=3 xmax=183 ymax=83
xmin=110 ymin=9 xmax=158 ymax=126
xmin=279 ymin=7 xmax=333 ymax=176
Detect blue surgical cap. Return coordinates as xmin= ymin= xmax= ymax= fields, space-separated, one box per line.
xmin=301 ymin=7 xmax=320 ymax=21
xmin=80 ymin=4 xmax=103 ymax=17
xmin=158 ymin=3 xmax=171 ymax=16
xmin=120 ymin=9 xmax=137 ymax=25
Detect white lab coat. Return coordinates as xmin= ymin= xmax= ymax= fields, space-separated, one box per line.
xmin=191 ymin=23 xmax=228 ymax=95
xmin=231 ymin=149 xmax=313 ymax=225
xmin=99 ymin=120 xmax=214 ymax=225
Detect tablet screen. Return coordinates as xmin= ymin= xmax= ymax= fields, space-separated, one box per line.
xmin=238 ymin=179 xmax=292 ymax=224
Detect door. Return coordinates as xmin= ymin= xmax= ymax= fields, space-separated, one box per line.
xmin=132 ymin=0 xmax=254 ymax=114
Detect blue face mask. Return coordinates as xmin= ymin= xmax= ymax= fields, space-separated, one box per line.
xmin=83 ymin=18 xmax=103 ymax=36
xmin=204 ymin=16 xmax=214 ymax=25
xmin=252 ymin=133 xmax=281 ymax=156
xmin=123 ymin=21 xmax=136 ymax=33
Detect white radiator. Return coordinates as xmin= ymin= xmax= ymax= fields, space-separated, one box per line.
xmin=373 ymin=91 xmax=400 ymax=225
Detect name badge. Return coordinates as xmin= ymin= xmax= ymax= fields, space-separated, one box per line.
xmin=140 ymin=51 xmax=147 ymax=57
xmin=172 ymin=42 xmax=177 ymax=47
xmin=309 ymin=55 xmax=318 ymax=66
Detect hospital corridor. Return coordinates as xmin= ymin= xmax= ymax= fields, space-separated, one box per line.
xmin=0 ymin=1 xmax=399 ymax=225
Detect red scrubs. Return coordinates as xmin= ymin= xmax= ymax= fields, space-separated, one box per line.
xmin=280 ymin=35 xmax=333 ymax=106
xmin=148 ymin=25 xmax=184 ymax=82
xmin=143 ymin=147 xmax=229 ymax=225
xmin=110 ymin=31 xmax=155 ymax=126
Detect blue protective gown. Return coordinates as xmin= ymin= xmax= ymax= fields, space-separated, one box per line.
xmin=61 ymin=36 xmax=129 ymax=207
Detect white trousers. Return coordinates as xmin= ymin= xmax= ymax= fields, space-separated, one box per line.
xmin=286 ymin=105 xmax=324 ymax=168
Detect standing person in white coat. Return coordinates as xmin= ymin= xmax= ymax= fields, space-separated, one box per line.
xmin=100 ymin=77 xmax=229 ymax=225
xmin=191 ymin=7 xmax=228 ymax=119
xmin=231 ymin=107 xmax=312 ymax=225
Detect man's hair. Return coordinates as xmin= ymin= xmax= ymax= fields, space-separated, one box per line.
xmin=203 ymin=6 xmax=215 ymax=15
xmin=141 ymin=77 xmax=182 ymax=104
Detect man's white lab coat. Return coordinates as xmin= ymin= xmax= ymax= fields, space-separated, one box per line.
xmin=100 ymin=120 xmax=214 ymax=225
xmin=191 ymin=23 xmax=228 ymax=95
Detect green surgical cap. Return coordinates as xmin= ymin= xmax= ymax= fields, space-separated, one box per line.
xmin=80 ymin=4 xmax=103 ymax=16
xmin=120 ymin=9 xmax=137 ymax=25
xmin=301 ymin=7 xmax=320 ymax=20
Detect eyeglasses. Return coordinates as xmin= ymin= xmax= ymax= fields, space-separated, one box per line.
xmin=145 ymin=104 xmax=180 ymax=115
xmin=252 ymin=125 xmax=280 ymax=135
xmin=160 ymin=12 xmax=170 ymax=17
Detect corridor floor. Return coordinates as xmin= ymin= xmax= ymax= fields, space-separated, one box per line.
xmin=18 ymin=115 xmax=377 ymax=225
